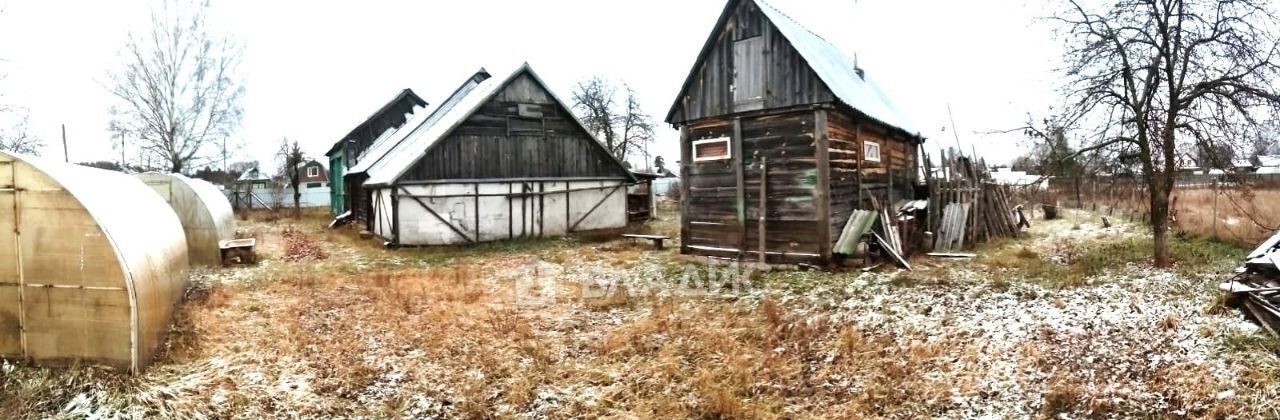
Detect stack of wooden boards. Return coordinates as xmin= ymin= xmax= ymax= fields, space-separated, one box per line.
xmin=833 ymin=201 xmax=922 ymax=270
xmin=925 ymin=149 xmax=1024 ymax=253
xmin=1220 ymin=230 xmax=1280 ymax=336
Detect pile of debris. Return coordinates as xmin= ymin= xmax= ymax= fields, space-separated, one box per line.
xmin=834 ymin=199 xmax=924 ymax=271
xmin=925 ymin=149 xmax=1027 ymax=255
xmin=1220 ymin=230 xmax=1280 ymax=335
xmin=283 ymin=226 xmax=329 ymax=262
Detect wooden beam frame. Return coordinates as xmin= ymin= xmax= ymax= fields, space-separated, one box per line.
xmin=569 ymin=184 xmax=623 ymax=232
xmin=679 ymin=126 xmax=692 ymax=255
xmin=855 ymin=123 xmax=864 ymax=208
xmin=814 ymin=110 xmax=832 ymax=263
xmin=732 ymin=117 xmax=746 ymax=259
xmin=396 ymin=186 xmax=477 ymax=244
xmin=391 ymin=187 xmax=401 ymax=244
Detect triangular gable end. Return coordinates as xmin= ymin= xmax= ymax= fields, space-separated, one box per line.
xmin=664 ymin=0 xmax=837 ymax=125
xmin=351 ymin=71 xmax=491 ymax=177
xmin=325 ymin=88 xmax=428 ymax=158
xmin=369 ymin=64 xmax=635 ymax=186
xmin=665 ymin=0 xmax=922 ymax=140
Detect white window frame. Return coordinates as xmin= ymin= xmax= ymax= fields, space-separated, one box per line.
xmin=692 ymin=137 xmax=732 ymax=162
xmin=307 ymin=166 xmax=319 ymax=177
xmin=863 ymin=141 xmax=882 ymax=163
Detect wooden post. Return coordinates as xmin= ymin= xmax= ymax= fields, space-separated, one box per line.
xmin=815 ymin=110 xmax=832 ymax=264
xmin=855 ymin=124 xmax=864 ymax=208
xmin=537 ymin=182 xmax=544 ymax=237
xmin=759 ymin=157 xmax=768 ymax=265
xmin=886 ymin=134 xmax=894 ymax=206
xmin=1212 ymin=179 xmax=1219 ymax=239
xmin=509 ymin=183 xmax=514 ymax=239
xmin=732 ymin=118 xmax=746 ymax=259
xmin=391 ymin=187 xmax=400 ymax=245
xmin=61 ymin=124 xmax=69 ymax=163
xmin=679 ymin=126 xmax=692 ymax=255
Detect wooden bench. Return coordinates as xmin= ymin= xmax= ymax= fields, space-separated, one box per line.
xmin=621 ymin=234 xmax=670 ymax=250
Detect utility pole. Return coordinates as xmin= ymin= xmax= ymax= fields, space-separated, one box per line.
xmin=61 ymin=124 xmax=69 ymax=163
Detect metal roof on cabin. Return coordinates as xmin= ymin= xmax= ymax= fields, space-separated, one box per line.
xmin=325 ymin=88 xmax=428 ymax=157
xmin=753 ymin=0 xmax=920 ymax=136
xmin=363 ymin=63 xmax=636 ymax=186
xmin=356 ymin=71 xmax=491 ymax=180
xmin=666 ymin=0 xmax=921 ymax=138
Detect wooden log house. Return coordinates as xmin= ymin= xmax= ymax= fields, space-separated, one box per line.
xmin=667 ymin=0 xmax=926 ymax=264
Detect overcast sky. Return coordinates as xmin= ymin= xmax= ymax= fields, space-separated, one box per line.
xmin=0 ymin=0 xmax=1062 ymax=172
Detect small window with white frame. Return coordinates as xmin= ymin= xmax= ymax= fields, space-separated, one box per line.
xmin=693 ymin=137 xmax=732 ymax=162
xmin=307 ymin=166 xmax=319 ymax=177
xmin=863 ymin=141 xmax=881 ymax=163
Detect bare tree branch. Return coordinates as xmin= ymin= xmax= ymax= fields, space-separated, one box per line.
xmin=1044 ymin=0 xmax=1280 ymax=267
xmin=106 ymin=0 xmax=245 ymax=173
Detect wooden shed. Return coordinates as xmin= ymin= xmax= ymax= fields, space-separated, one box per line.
xmin=0 ymin=152 xmax=189 ymax=373
xmin=325 ymin=89 xmax=427 ymax=220
xmin=361 ymin=63 xmax=636 ymax=246
xmin=667 ymin=0 xmax=925 ymax=265
xmin=137 ymin=172 xmax=236 ymax=267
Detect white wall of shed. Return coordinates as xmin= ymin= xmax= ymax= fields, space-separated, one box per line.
xmin=389 ymin=180 xmax=627 ymax=246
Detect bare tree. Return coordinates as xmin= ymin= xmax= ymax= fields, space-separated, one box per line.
xmin=0 ymin=114 xmax=43 ymax=156
xmin=571 ymin=77 xmax=655 ymax=165
xmin=620 ymin=84 xmax=656 ymax=165
xmin=572 ymin=76 xmax=618 ymax=152
xmin=106 ymin=0 xmax=244 ymax=173
xmin=277 ymin=138 xmax=304 ymax=218
xmin=1049 ymin=0 xmax=1280 ymax=266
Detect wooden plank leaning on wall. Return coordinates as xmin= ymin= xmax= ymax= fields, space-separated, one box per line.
xmin=814 ymin=109 xmax=832 ymax=264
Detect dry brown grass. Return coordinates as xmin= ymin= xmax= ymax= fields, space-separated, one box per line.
xmin=1037 ymin=184 xmax=1280 ymax=245
xmin=1172 ymin=187 xmax=1280 ymax=244
xmin=2 ymin=206 xmax=1276 ymax=418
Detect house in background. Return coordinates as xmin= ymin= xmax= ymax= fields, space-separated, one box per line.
xmin=297 ymin=159 xmax=329 ymax=188
xmin=288 ymin=159 xmax=331 ymax=207
xmin=1257 ymin=155 xmax=1280 ymax=174
xmin=666 ymin=0 xmax=925 ymax=265
xmin=326 ymin=89 xmax=427 ymax=217
xmin=229 ymin=163 xmax=331 ymax=209
xmin=359 ymin=63 xmax=636 ymax=246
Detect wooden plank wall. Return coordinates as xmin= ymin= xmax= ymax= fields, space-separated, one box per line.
xmin=826 ymin=110 xmax=919 ymax=242
xmin=668 ymin=0 xmax=835 ymax=125
xmin=401 ymin=74 xmax=626 ymax=182
xmin=683 ymin=110 xmax=820 ymax=263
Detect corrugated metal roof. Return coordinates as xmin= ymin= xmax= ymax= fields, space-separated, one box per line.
xmin=345 ymin=126 xmax=402 ymax=174
xmin=754 ymin=0 xmax=920 ymax=136
xmin=360 ymin=70 xmax=492 ymax=184
xmin=325 ymin=88 xmax=427 ymax=157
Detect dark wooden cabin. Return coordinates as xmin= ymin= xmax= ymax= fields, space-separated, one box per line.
xmin=667 ymin=0 xmax=926 ymax=265
xmin=325 ymin=88 xmax=426 ymax=219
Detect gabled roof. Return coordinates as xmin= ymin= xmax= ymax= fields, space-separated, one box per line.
xmin=1259 ymin=155 xmax=1280 ymax=168
xmin=364 ymin=63 xmax=636 ymax=186
xmin=665 ymin=0 xmax=921 ymax=138
xmin=237 ymin=167 xmax=270 ymax=182
xmin=325 ymin=88 xmax=428 ymax=157
xmin=350 ymin=70 xmax=492 ymax=177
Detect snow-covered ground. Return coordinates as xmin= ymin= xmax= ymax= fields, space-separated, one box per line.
xmin=3 ymin=209 xmax=1278 ymax=419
